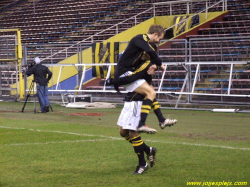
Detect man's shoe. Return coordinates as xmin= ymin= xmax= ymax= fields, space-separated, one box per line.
xmin=147 ymin=147 xmax=157 ymax=168
xmin=114 ymin=83 xmax=120 ymax=93
xmin=137 ymin=125 xmax=157 ymax=134
xmin=45 ymin=106 xmax=50 ymax=112
xmin=159 ymin=118 xmax=177 ymax=129
xmin=105 ymin=78 xmax=114 ymax=86
xmin=132 ymin=163 xmax=149 ymax=175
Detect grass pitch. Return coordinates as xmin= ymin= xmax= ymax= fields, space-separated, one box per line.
xmin=0 ymin=102 xmax=249 ymax=187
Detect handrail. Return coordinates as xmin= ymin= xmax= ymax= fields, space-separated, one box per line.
xmin=0 ymin=0 xmax=41 ymax=19
xmin=41 ymin=7 xmax=154 ymax=62
xmin=39 ymin=0 xmax=226 ymax=63
xmin=161 ymin=0 xmax=226 ymax=32
xmin=33 ymin=61 xmax=250 ymax=99
xmin=41 ymin=0 xmax=226 ymax=63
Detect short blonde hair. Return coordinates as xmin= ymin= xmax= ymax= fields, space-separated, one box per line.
xmin=147 ymin=24 xmax=165 ymax=36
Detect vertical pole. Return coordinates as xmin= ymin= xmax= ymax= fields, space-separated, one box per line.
xmin=192 ymin=64 xmax=200 ymax=93
xmin=158 ymin=65 xmax=167 ymax=92
xmin=206 ymin=0 xmax=208 ymax=20
xmin=189 ymin=39 xmax=192 ymax=62
xmin=15 ymin=61 xmax=19 ymax=99
xmin=228 ymin=64 xmax=233 ymax=95
xmin=56 ymin=66 xmax=63 ymax=90
xmin=77 ymin=44 xmax=82 ymax=89
xmin=185 ymin=39 xmax=187 ymax=63
xmin=79 ymin=65 xmax=86 ymax=91
xmin=175 ymin=73 xmax=188 ymax=108
xmin=17 ymin=29 xmax=24 ymax=100
xmin=23 ymin=45 xmax=27 ymax=98
xmin=153 ymin=4 xmax=155 ymax=17
xmin=188 ymin=38 xmax=192 ymax=103
xmin=187 ymin=64 xmax=192 ymax=103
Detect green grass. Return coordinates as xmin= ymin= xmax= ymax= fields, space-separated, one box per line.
xmin=0 ymin=102 xmax=249 ymax=187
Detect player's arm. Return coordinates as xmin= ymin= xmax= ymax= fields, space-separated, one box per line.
xmin=133 ymin=37 xmax=162 ymax=66
xmin=142 ymin=49 xmax=166 ymax=75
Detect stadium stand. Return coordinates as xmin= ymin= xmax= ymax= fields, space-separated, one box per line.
xmin=0 ymin=0 xmax=249 ymax=105
xmin=0 ymin=0 xmax=230 ymax=45
xmin=0 ymin=0 xmax=155 ymax=44
xmin=156 ymin=0 xmax=250 ymax=99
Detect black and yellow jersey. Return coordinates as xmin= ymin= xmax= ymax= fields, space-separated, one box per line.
xmin=114 ymin=34 xmax=162 ymax=79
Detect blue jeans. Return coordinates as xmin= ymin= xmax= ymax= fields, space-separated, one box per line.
xmin=36 ymin=83 xmax=50 ymax=112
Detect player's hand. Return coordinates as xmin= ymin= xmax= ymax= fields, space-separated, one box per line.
xmin=147 ymin=64 xmax=157 ymax=75
xmin=161 ymin=64 xmax=166 ymax=71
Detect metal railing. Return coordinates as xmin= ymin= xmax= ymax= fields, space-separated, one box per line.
xmin=22 ymin=37 xmax=249 ymax=108
xmin=22 ymin=43 xmax=82 ymax=65
xmin=39 ymin=0 xmax=227 ymax=64
xmin=153 ymin=0 xmax=227 ymax=17
xmin=23 ymin=37 xmax=250 ymax=95
xmin=159 ymin=0 xmax=227 ymax=33
xmin=189 ymin=36 xmax=250 ymax=62
xmin=36 ymin=61 xmax=249 ymax=99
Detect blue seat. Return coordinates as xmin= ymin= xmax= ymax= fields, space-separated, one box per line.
xmin=167 ymin=79 xmax=185 ymax=81
xmin=225 ymin=70 xmax=244 ymax=73
xmin=209 ymin=79 xmax=228 ymax=82
xmin=161 ymin=87 xmax=180 ymax=90
xmin=195 ymin=88 xmax=212 ymax=91
xmin=192 ymin=70 xmax=211 ymax=73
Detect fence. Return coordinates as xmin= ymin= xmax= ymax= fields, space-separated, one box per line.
xmin=21 ymin=36 xmax=250 ymax=108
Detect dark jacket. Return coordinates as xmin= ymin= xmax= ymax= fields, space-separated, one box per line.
xmin=26 ymin=64 xmax=52 ymax=86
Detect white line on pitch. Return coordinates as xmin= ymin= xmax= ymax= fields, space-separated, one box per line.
xmin=147 ymin=140 xmax=250 ymax=151
xmin=1 ymin=126 xmax=250 ymax=151
xmin=3 ymin=139 xmax=113 ymax=146
xmin=0 ymin=126 xmax=122 ymax=140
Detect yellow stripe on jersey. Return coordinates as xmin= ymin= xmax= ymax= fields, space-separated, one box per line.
xmin=148 ymin=42 xmax=156 ymax=51
xmin=132 ymin=51 xmax=143 ymax=65
xmin=143 ymin=34 xmax=149 ymax=42
xmin=131 ymin=60 xmax=150 ymax=75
